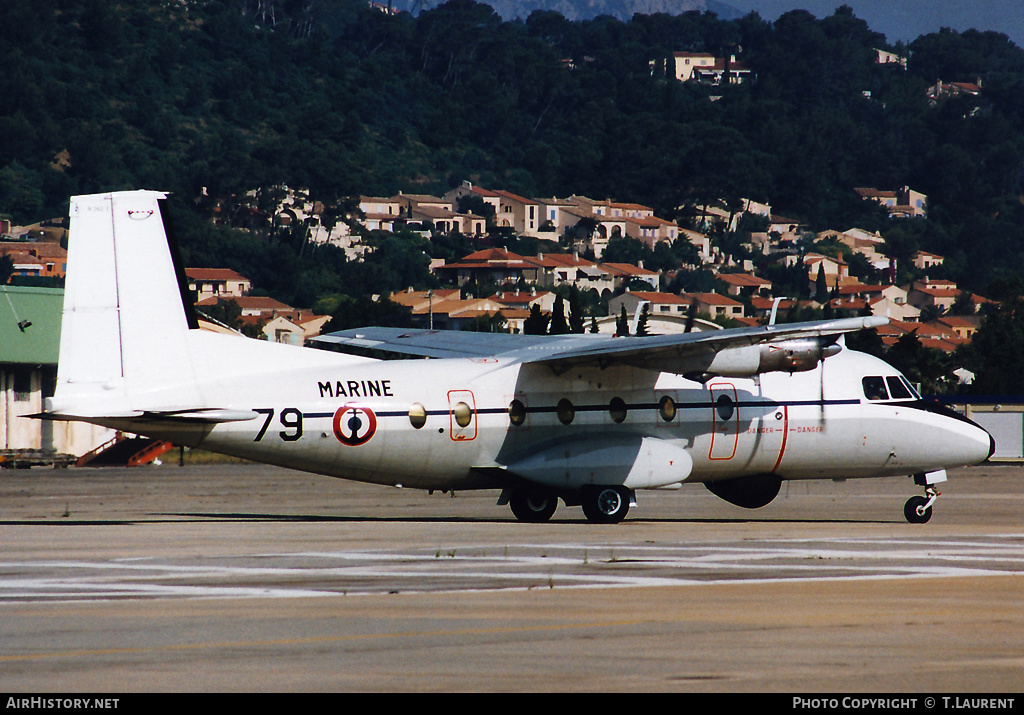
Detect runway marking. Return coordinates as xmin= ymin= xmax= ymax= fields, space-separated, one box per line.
xmin=1 ymin=534 xmax=1022 ymax=604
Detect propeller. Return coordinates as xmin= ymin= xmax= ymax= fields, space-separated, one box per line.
xmin=768 ymin=297 xmax=784 ymax=326
xmin=684 ymin=298 xmax=698 ymax=333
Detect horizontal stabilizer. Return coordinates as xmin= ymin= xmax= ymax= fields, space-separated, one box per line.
xmin=35 ymin=407 xmax=259 ymax=424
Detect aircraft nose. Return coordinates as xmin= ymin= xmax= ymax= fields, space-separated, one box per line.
xmin=922 ymin=401 xmax=995 ymax=467
xmin=963 ymin=416 xmax=996 ymax=464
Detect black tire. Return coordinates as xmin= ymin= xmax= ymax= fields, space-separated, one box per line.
xmin=509 ymin=490 xmax=558 ymax=523
xmin=904 ymin=495 xmax=933 ymax=524
xmin=582 ymin=486 xmax=630 ymax=524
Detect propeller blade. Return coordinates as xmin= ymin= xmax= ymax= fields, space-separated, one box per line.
xmin=684 ymin=299 xmax=698 ymax=333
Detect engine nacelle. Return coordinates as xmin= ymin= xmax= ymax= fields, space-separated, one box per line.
xmin=705 ymin=339 xmax=840 ymax=377
xmin=757 ymin=338 xmax=841 ymax=373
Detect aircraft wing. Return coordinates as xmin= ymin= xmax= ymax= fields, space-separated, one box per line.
xmin=312 ymin=315 xmax=889 ymax=377
xmin=311 ymin=327 xmax=577 ymax=359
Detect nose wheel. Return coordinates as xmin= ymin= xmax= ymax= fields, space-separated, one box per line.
xmin=904 ymin=487 xmax=939 ymax=524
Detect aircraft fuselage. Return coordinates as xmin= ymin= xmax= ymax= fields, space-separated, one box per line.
xmin=108 ymin=346 xmax=992 ymax=499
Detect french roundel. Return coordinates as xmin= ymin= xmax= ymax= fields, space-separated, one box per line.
xmin=333 ymin=405 xmax=377 ymax=446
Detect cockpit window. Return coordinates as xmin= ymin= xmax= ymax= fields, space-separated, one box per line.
xmin=886 ymin=376 xmax=913 ymax=400
xmin=900 ymin=376 xmax=921 ymax=399
xmin=864 ymin=375 xmax=921 ymax=402
xmin=862 ymin=376 xmax=888 ymax=401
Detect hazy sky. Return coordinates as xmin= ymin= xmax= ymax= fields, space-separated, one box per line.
xmin=720 ymin=1 xmax=1024 ymax=48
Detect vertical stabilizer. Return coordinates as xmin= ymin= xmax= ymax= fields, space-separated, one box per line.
xmin=52 ymin=191 xmax=203 ymax=416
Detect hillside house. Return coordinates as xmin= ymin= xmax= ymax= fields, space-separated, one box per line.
xmin=608 ymin=291 xmax=693 ymax=323
xmin=443 ymin=182 xmax=503 ymax=216
xmin=599 ymin=262 xmax=659 ymax=291
xmin=683 ymin=292 xmax=745 ymax=321
xmin=536 ymin=198 xmax=585 ymax=237
xmin=532 ymin=253 xmax=611 ymax=293
xmin=186 ymin=268 xmax=251 ymax=302
xmin=831 ymin=283 xmax=920 ymax=322
xmin=927 ymin=78 xmax=982 ymax=104
xmin=359 ymin=196 xmax=403 ymax=231
xmin=692 ymin=55 xmax=753 ymax=85
xmin=717 ymin=272 xmax=772 ymax=298
xmin=667 ymin=53 xmax=752 ymax=85
xmin=625 ymin=214 xmax=679 ymax=247
xmin=907 ymin=279 xmax=961 ymax=314
xmin=0 ymin=242 xmax=68 ymax=280
xmin=874 ymin=48 xmax=907 ymax=67
xmin=612 ymin=290 xmax=743 ymax=324
xmin=490 ymin=190 xmax=542 ymax=237
xmin=804 ymin=253 xmax=850 ymax=285
xmin=435 ymin=248 xmax=543 ymax=288
xmin=855 ymin=186 xmax=928 ymax=218
xmin=196 ymin=295 xmax=296 ymax=326
xmin=679 ymin=228 xmax=712 ymax=264
xmin=668 ymin=52 xmax=716 ymax=81
xmin=913 ymin=251 xmax=945 ymax=271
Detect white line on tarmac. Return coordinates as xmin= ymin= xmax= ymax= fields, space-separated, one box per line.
xmin=2 ymin=534 xmax=1023 ymax=603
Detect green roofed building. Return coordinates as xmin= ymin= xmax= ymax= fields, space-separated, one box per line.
xmin=1 ymin=286 xmax=110 ymax=462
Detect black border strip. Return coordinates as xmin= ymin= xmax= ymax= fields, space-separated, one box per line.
xmin=158 ymin=198 xmax=200 ymax=331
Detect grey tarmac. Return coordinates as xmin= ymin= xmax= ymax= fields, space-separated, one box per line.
xmin=0 ymin=461 xmax=1022 ymax=693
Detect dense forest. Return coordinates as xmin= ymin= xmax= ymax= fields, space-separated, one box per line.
xmin=2 ymin=1 xmax=1024 ymax=318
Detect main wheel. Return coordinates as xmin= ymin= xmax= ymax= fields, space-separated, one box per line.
xmin=582 ymin=486 xmax=630 ymax=524
xmin=509 ymin=490 xmax=558 ymax=523
xmin=904 ymin=495 xmax=933 ymax=524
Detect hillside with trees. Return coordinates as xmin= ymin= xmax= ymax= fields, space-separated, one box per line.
xmin=2 ymin=1 xmax=1024 ymax=340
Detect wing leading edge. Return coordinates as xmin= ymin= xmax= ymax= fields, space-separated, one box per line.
xmin=312 ymin=315 xmax=889 ymax=377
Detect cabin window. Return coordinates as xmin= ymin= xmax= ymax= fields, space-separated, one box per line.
xmin=408 ymin=403 xmax=427 ymax=429
xmin=609 ymin=397 xmax=627 ymax=423
xmin=556 ymin=398 xmax=575 ymax=425
xmin=886 ymin=376 xmax=914 ymax=400
xmin=452 ymin=402 xmax=473 ymax=428
xmin=508 ymin=399 xmax=526 ymax=426
xmin=658 ymin=395 xmax=676 ymax=422
xmin=862 ymin=376 xmax=888 ymax=401
xmin=715 ymin=393 xmax=735 ymax=421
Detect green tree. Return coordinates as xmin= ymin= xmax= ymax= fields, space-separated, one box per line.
xmin=615 ymin=304 xmax=630 ymax=336
xmin=815 ymin=264 xmax=828 ymax=303
xmin=567 ymin=284 xmax=584 ymax=333
xmin=548 ymin=293 xmax=569 ymax=335
xmin=959 ymin=299 xmax=1024 ymax=394
xmin=523 ymin=303 xmax=549 ymax=335
xmin=0 ymin=254 xmax=13 ymax=284
xmin=635 ymin=302 xmax=650 ymax=336
xmin=321 ymin=294 xmax=414 ymax=333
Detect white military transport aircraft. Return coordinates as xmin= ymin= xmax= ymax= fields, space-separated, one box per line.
xmin=43 ymin=191 xmax=994 ymax=524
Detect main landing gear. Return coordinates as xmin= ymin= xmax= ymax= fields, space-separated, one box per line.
xmin=904 ymin=486 xmax=939 ymax=524
xmin=581 ymin=485 xmax=632 ymax=524
xmin=508 ymin=489 xmax=558 ymax=523
xmin=505 ymin=485 xmax=634 ymax=524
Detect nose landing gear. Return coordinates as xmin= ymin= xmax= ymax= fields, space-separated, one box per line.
xmin=904 ymin=486 xmax=939 ymax=524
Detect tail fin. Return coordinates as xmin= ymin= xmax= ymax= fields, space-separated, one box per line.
xmin=49 ymin=190 xmax=354 ymax=422
xmin=51 ymin=191 xmax=205 ymax=417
